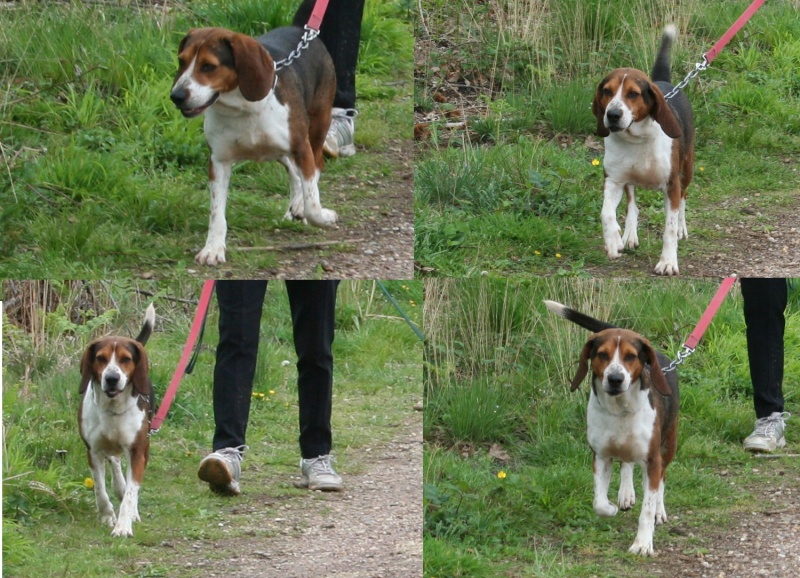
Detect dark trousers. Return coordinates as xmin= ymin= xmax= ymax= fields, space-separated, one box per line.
xmin=741 ymin=278 xmax=787 ymax=418
xmin=294 ymin=0 xmax=365 ymax=109
xmin=213 ymin=281 xmax=339 ymax=458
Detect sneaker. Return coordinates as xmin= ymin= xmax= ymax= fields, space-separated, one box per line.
xmin=744 ymin=412 xmax=790 ymax=453
xmin=198 ymin=446 xmax=246 ymax=495
xmin=295 ymin=455 xmax=344 ymax=492
xmin=323 ymin=108 xmax=358 ymax=158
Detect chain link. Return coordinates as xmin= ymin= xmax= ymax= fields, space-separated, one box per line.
xmin=662 ymin=345 xmax=695 ymax=374
xmin=663 ymin=56 xmax=709 ymax=101
xmin=274 ymin=26 xmax=319 ymax=72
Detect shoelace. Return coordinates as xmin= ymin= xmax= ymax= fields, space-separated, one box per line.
xmin=307 ymin=455 xmax=336 ymax=474
xmin=217 ymin=445 xmax=248 ymax=461
xmin=753 ymin=412 xmax=790 ymax=437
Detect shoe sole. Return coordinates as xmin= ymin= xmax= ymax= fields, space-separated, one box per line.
xmin=198 ymin=458 xmax=240 ymax=495
xmin=293 ymin=476 xmax=344 ymax=492
xmin=744 ymin=436 xmax=786 ymax=453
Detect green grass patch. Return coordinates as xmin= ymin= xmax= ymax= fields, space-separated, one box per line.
xmin=415 ymin=0 xmax=800 ymax=276
xmin=423 ymin=278 xmax=800 ymax=576
xmin=2 ymin=280 xmax=422 ymax=577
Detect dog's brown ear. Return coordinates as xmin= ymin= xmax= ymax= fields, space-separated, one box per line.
xmin=177 ymin=29 xmax=196 ymax=54
xmin=229 ymin=32 xmax=274 ymax=102
xmin=131 ymin=343 xmax=152 ymax=398
xmin=639 ymin=338 xmax=672 ymax=395
xmin=592 ymin=80 xmax=611 ymax=137
xmin=570 ymin=337 xmax=596 ymax=391
xmin=649 ymin=82 xmax=682 ymax=138
xmin=79 ymin=343 xmax=95 ymax=394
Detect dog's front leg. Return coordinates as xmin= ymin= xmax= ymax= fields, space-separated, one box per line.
xmin=592 ymin=454 xmax=618 ymax=517
xmin=629 ymin=461 xmax=660 ymax=556
xmin=195 ymin=157 xmax=231 ymax=266
xmin=109 ymin=456 xmax=126 ymax=501
xmin=296 ymin=144 xmax=337 ymax=228
xmin=601 ymin=179 xmax=625 ymax=259
xmin=617 ymin=461 xmax=636 ymax=510
xmin=111 ymin=447 xmax=145 ymax=538
xmin=621 ymin=184 xmax=639 ymax=249
xmin=89 ymin=451 xmax=116 ymax=528
xmin=654 ymin=183 xmax=681 ymax=276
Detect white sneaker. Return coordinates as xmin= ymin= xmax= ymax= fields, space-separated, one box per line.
xmin=198 ymin=446 xmax=246 ymax=495
xmin=295 ymin=455 xmax=343 ymax=491
xmin=744 ymin=412 xmax=789 ymax=453
xmin=323 ymin=108 xmax=358 ymax=158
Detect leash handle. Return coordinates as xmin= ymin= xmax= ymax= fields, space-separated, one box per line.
xmin=704 ymin=0 xmax=765 ymax=64
xmin=150 ymin=280 xmax=216 ymax=433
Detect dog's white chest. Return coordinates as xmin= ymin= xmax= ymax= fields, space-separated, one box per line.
xmin=81 ymin=384 xmax=145 ymax=454
xmin=586 ymin=386 xmax=656 ymax=463
xmin=604 ymin=123 xmax=673 ymax=190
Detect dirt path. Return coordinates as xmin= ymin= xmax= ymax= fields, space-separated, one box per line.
xmin=637 ymin=458 xmax=800 ymax=578
xmin=183 ymin=412 xmax=422 ymax=578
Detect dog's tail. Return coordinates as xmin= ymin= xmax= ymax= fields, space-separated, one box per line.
xmin=135 ymin=303 xmax=155 ymax=346
xmin=652 ymin=24 xmax=677 ymax=84
xmin=543 ymin=300 xmax=617 ymax=332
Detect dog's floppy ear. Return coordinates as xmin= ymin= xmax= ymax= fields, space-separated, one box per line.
xmin=649 ymin=81 xmax=682 ymax=138
xmin=570 ymin=336 xmax=597 ymax=391
xmin=638 ymin=338 xmax=672 ymax=395
xmin=79 ymin=342 xmax=96 ymax=394
xmin=229 ymin=32 xmax=274 ymax=102
xmin=592 ymin=80 xmax=611 ymax=138
xmin=130 ymin=342 xmax=152 ymax=398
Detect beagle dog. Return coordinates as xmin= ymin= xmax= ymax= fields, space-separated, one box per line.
xmin=545 ymin=300 xmax=679 ymax=556
xmin=79 ymin=304 xmax=155 ymax=537
xmin=171 ymin=18 xmax=337 ymax=266
xmin=592 ymin=25 xmax=695 ymax=276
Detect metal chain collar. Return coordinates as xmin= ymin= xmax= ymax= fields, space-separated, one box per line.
xmin=663 ymin=55 xmax=709 ymax=101
xmin=274 ymin=25 xmax=319 ymax=72
xmin=662 ymin=344 xmax=696 ymax=374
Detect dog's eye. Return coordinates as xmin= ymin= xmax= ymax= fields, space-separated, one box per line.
xmin=602 ymin=88 xmax=613 ymax=97
xmin=624 ymin=354 xmax=637 ymax=363
xmin=96 ymin=355 xmax=107 ymax=364
xmin=627 ymin=91 xmax=639 ymax=99
xmin=119 ymin=356 xmax=133 ymax=365
xmin=597 ymin=352 xmax=610 ymax=361
xmin=200 ymin=63 xmax=217 ymax=74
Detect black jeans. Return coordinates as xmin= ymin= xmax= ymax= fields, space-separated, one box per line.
xmin=294 ymin=0 xmax=365 ymax=109
xmin=212 ymin=281 xmax=339 ymax=458
xmin=741 ymin=278 xmax=787 ymax=418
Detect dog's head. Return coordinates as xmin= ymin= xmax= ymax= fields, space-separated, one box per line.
xmin=570 ymin=328 xmax=671 ymax=396
xmin=170 ymin=27 xmax=275 ymax=117
xmin=592 ymin=68 xmax=681 ymax=139
xmin=80 ymin=338 xmax=151 ymax=399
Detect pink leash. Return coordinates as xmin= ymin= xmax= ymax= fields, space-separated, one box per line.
xmin=150 ymin=280 xmax=216 ymax=434
xmin=307 ymin=0 xmax=330 ymax=32
xmin=704 ymin=0 xmax=765 ymax=64
xmin=663 ymin=277 xmax=738 ymax=373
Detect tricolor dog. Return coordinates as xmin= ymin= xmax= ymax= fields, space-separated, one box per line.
xmin=79 ymin=304 xmax=155 ymax=537
xmin=592 ymin=25 xmax=695 ymax=276
xmin=545 ymin=300 xmax=679 ymax=556
xmin=171 ymin=17 xmax=337 ymax=265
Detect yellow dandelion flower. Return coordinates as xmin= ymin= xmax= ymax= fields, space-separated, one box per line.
xmin=699 ymin=166 xmax=704 ymax=172
xmin=534 ymin=250 xmax=541 ymax=255
xmin=84 ymin=477 xmax=94 ymax=489
xmin=269 ymin=390 xmax=276 ymax=395
xmin=497 ymin=471 xmax=507 ymax=479
xmin=592 ymin=159 xmax=600 ymax=166
xmin=556 ymin=253 xmax=562 ymax=258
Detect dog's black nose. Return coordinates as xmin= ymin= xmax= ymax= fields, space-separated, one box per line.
xmin=170 ymin=89 xmax=187 ymax=107
xmin=606 ymin=108 xmax=622 ymax=123
xmin=105 ymin=373 xmax=120 ymax=388
xmin=607 ymin=373 xmax=624 ymax=388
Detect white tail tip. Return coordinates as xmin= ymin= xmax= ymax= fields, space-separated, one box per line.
xmin=144 ymin=303 xmax=155 ymax=326
xmin=663 ymin=24 xmax=677 ymax=40
xmin=543 ymin=300 xmax=568 ymax=317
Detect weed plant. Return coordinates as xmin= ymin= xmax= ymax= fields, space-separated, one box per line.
xmin=423 ymin=278 xmax=800 ymax=576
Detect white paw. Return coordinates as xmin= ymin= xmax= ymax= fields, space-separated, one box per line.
xmin=594 ymin=500 xmax=619 ymax=517
xmin=111 ymin=521 xmax=133 ymax=538
xmin=99 ymin=511 xmax=117 ymax=528
xmin=629 ymin=539 xmax=655 ymax=556
xmin=307 ymin=208 xmax=338 ymax=228
xmin=655 ymin=509 xmax=668 ymax=525
xmin=618 ymin=489 xmax=636 ymax=511
xmin=284 ymin=208 xmax=306 ymax=223
xmin=621 ymin=228 xmax=639 ymax=249
xmin=654 ymin=259 xmax=679 ymax=276
xmin=605 ymin=231 xmax=623 ymax=259
xmin=195 ymin=244 xmax=226 ymax=266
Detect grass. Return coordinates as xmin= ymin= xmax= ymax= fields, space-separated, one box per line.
xmin=2 ymin=279 xmax=423 ymax=577
xmin=423 ymin=278 xmax=800 ymax=576
xmin=414 ymin=0 xmax=800 ymax=276
xmin=0 ymin=0 xmax=413 ymax=278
